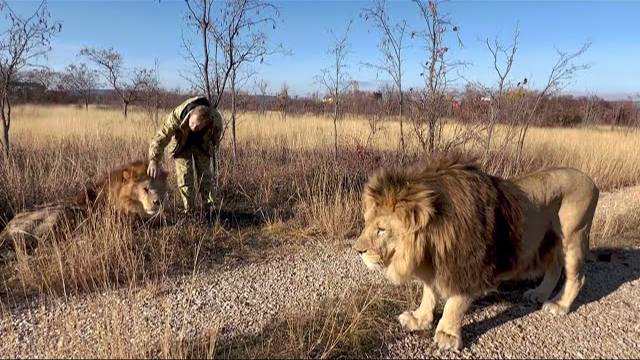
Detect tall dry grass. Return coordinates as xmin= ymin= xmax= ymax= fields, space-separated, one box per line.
xmin=7 ymin=105 xmax=640 ymax=192
xmin=1 ymin=104 xmax=639 ymax=300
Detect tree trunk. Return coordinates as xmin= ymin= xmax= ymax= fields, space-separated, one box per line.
xmin=202 ymin=8 xmax=212 ymax=101
xmin=427 ymin=119 xmax=436 ymax=154
xmin=231 ymin=69 xmax=238 ymax=160
xmin=485 ymin=108 xmax=496 ymax=158
xmin=516 ymin=123 xmax=529 ymax=164
xmin=1 ymin=93 xmax=11 ymax=157
xmin=1 ymin=120 xmax=9 ymax=157
xmin=123 ymin=101 xmax=129 ymax=118
xmin=333 ymin=98 xmax=338 ymax=159
xmin=85 ymin=98 xmax=89 ymax=111
xmin=399 ymin=91 xmax=405 ymax=156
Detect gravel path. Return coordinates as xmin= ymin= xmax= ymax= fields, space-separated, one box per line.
xmin=0 ymin=245 xmax=384 ymax=357
xmin=384 ymin=247 xmax=640 ymax=358
xmin=0 ymin=187 xmax=639 ymax=358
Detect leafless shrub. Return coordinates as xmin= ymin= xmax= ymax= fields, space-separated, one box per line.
xmin=316 ymin=20 xmax=353 ymax=159
xmin=361 ymin=0 xmax=408 ymax=155
xmin=0 ymin=0 xmax=61 ymax=155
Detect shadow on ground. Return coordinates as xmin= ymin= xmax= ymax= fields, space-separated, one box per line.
xmin=461 ymin=247 xmax=640 ymax=347
xmin=156 ymin=287 xmax=400 ymax=359
xmin=162 ymin=246 xmax=640 ymax=358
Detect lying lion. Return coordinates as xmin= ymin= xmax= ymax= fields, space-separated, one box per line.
xmin=353 ymin=154 xmax=599 ymax=351
xmin=0 ymin=160 xmax=167 ymax=260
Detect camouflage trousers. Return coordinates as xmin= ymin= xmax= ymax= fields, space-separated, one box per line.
xmin=173 ymin=148 xmax=215 ymax=213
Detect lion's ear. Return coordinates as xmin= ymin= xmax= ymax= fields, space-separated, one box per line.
xmin=395 ymin=187 xmax=436 ymax=231
xmin=122 ymin=169 xmax=132 ymax=182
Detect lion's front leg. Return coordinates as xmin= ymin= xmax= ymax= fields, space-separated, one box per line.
xmin=399 ymin=282 xmax=438 ymax=331
xmin=433 ymin=295 xmax=473 ymax=351
xmin=524 ymin=255 xmax=563 ymax=304
xmin=120 ymin=198 xmax=145 ymax=216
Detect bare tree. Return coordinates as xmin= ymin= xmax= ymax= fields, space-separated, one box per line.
xmin=361 ymin=0 xmax=408 ymax=154
xmin=60 ymin=63 xmax=99 ymax=110
xmin=136 ymin=58 xmax=167 ymax=125
xmin=255 ymin=78 xmax=269 ymax=114
xmin=316 ymin=20 xmax=353 ymax=158
xmin=513 ymin=43 xmax=591 ymax=162
xmin=214 ymin=0 xmax=281 ymax=160
xmin=182 ymin=0 xmax=217 ymax=103
xmin=183 ymin=0 xmax=282 ymax=159
xmin=80 ymin=47 xmax=154 ymax=118
xmin=23 ymin=66 xmax=58 ymax=90
xmin=410 ymin=0 xmax=463 ymax=154
xmin=277 ymin=81 xmax=288 ymax=119
xmin=365 ymin=88 xmax=387 ymax=149
xmin=580 ymin=93 xmax=601 ymax=126
xmin=148 ymin=58 xmax=162 ymax=124
xmin=482 ymin=27 xmax=519 ymax=156
xmin=125 ymin=68 xmax=156 ymax=116
xmin=0 ymin=0 xmax=61 ymax=156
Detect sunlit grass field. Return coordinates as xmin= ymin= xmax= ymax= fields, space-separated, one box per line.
xmin=11 ymin=105 xmax=640 ymax=189
xmin=1 ymin=104 xmax=638 ymax=357
xmin=0 ymin=104 xmax=638 ymax=295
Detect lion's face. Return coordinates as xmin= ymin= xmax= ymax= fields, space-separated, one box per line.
xmin=353 ymin=212 xmax=405 ymax=271
xmin=117 ymin=164 xmax=168 ymax=218
xmin=353 ymin=167 xmax=436 ymax=285
xmin=354 ymin=207 xmax=427 ymax=285
xmin=131 ymin=177 xmax=166 ymax=216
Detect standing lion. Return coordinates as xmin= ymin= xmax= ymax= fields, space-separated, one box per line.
xmin=353 ymin=154 xmax=599 ymax=351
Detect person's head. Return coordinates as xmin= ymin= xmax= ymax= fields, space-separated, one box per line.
xmin=188 ymin=105 xmax=211 ymax=132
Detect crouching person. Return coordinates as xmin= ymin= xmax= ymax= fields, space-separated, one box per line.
xmin=147 ymin=96 xmax=224 ymax=216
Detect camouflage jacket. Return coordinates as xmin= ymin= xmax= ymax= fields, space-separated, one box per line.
xmin=148 ymin=96 xmax=224 ymax=162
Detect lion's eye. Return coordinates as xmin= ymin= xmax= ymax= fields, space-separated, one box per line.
xmin=144 ymin=187 xmax=149 ymax=193
xmin=376 ymin=228 xmax=386 ymax=237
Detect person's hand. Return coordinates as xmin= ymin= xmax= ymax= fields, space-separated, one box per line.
xmin=147 ymin=160 xmax=160 ymax=178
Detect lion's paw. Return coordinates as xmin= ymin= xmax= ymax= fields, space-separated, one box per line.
xmin=523 ymin=288 xmax=550 ymax=303
xmin=542 ymin=301 xmax=569 ymax=315
xmin=398 ymin=311 xmax=432 ymax=332
xmin=434 ymin=329 xmax=462 ymax=351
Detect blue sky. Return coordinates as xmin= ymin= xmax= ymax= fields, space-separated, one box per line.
xmin=5 ymin=0 xmax=640 ymax=98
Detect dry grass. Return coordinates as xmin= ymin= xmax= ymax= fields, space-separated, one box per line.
xmin=174 ymin=286 xmax=398 ymax=359
xmin=0 ymin=104 xmax=638 ymax=358
xmin=1 ymin=104 xmax=639 ymax=299
xmin=591 ymin=187 xmax=640 ymax=248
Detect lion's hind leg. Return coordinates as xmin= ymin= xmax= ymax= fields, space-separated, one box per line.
xmin=399 ymin=282 xmax=437 ymax=331
xmin=542 ymin=227 xmax=588 ymax=315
